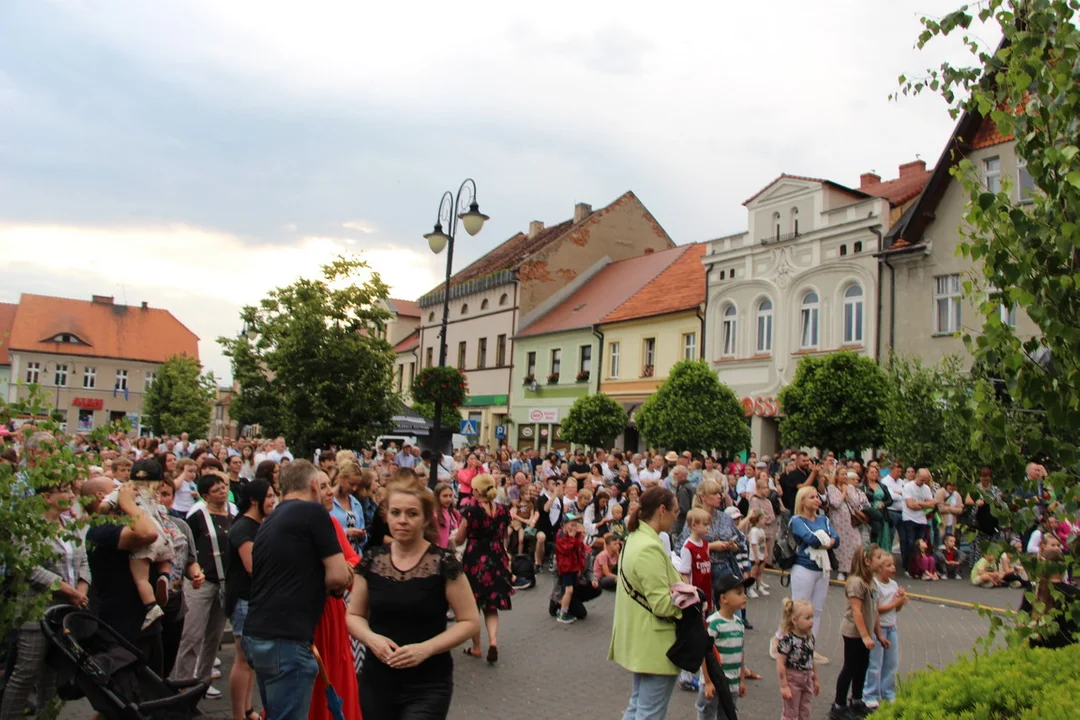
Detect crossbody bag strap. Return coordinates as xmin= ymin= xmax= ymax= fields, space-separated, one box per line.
xmin=617 ymin=544 xmax=672 ymax=621
xmin=201 ymin=506 xmax=226 ymax=582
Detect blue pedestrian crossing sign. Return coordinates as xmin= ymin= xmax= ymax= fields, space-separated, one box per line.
xmin=460 ymin=419 xmax=479 ymax=436
xmin=494 ymin=424 xmax=506 ymax=439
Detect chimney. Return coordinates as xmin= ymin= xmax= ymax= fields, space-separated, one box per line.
xmin=859 ymin=172 xmax=881 ymax=189
xmin=573 ymin=202 xmax=592 ymax=223
xmin=899 ymin=159 xmax=927 ymax=178
xmin=141 ymin=301 xmax=149 ymax=309
xmin=91 ymin=295 xmax=114 ymax=305
xmin=528 ymin=220 xmax=545 ymax=239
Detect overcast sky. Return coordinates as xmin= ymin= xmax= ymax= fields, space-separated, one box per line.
xmin=0 ymin=1 xmax=997 ymax=382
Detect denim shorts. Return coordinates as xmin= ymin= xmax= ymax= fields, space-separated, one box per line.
xmin=231 ymin=598 xmax=249 ymax=637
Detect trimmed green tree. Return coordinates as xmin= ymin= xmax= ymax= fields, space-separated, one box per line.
xmin=561 ymin=393 xmax=628 ymax=449
xmin=778 ymin=351 xmax=887 ymax=454
xmin=141 ymin=354 xmax=216 ymax=438
xmin=636 ymin=360 xmax=750 ymax=455
xmin=218 ymin=255 xmax=397 ymax=458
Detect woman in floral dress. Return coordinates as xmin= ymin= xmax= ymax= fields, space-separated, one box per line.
xmin=826 ymin=470 xmax=871 ymax=580
xmin=454 ymin=474 xmax=512 ymax=664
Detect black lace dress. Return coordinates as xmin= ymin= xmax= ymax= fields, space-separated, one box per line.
xmin=356 ymin=544 xmax=462 ymax=717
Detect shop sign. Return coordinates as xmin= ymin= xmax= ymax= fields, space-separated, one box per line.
xmin=527 ymin=408 xmax=559 ymax=423
xmin=72 ymin=397 xmax=104 ymax=410
xmin=520 ymin=426 xmax=534 ymax=438
xmin=741 ymin=396 xmax=781 ymax=417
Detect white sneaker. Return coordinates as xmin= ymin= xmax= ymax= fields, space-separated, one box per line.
xmin=836 ymin=572 xmax=846 ymax=582
xmin=865 ymin=700 xmax=880 ymax=709
xmin=210 ymin=668 xmax=221 ymax=680
xmin=757 ymin=584 xmax=770 ymax=596
xmin=140 ymin=604 xmax=164 ymax=630
xmin=204 ymin=686 xmax=221 ymax=699
xmin=747 ymin=587 xmax=760 ymax=599
xmin=213 ymin=657 xmax=222 ymax=668
xmin=759 ymin=580 xmax=770 ymax=590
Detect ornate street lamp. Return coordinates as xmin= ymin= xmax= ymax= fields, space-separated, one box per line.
xmin=424 ymin=178 xmax=488 ymax=452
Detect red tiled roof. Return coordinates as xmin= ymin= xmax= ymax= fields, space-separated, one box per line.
xmin=387 ymin=298 xmax=420 ymax=318
xmin=742 ymin=174 xmax=865 ymax=206
xmin=0 ymin=302 xmax=17 ymax=366
xmin=972 ymin=117 xmax=1013 ymax=150
xmin=393 ymin=329 xmax=420 ymax=353
xmin=516 ymin=245 xmax=690 ymax=338
xmin=601 ymin=243 xmax=707 ymax=324
xmin=7 ymin=294 xmax=199 ymax=364
xmin=861 ymin=166 xmax=933 ymax=207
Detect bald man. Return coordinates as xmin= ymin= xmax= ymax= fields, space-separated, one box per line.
xmin=82 ymin=480 xmax=164 ymax=671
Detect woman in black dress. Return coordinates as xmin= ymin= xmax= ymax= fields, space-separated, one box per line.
xmin=346 ymin=472 xmax=479 ymax=720
xmin=453 ymin=474 xmax=513 ymax=663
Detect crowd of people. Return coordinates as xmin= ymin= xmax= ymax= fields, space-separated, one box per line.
xmin=2 ymin=428 xmax=1078 ymax=720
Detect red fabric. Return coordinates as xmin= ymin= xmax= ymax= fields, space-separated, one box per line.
xmin=684 ymin=539 xmax=713 ymax=612
xmin=310 ymin=517 xmax=361 ymax=720
xmin=555 ymin=531 xmax=587 ymax=575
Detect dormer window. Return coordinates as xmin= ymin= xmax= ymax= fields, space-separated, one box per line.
xmin=48 ymin=332 xmax=84 ymax=344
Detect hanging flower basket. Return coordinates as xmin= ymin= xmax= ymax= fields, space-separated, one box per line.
xmin=411 ymin=366 xmax=468 ymax=409
xmin=576 ymin=370 xmax=590 ymax=383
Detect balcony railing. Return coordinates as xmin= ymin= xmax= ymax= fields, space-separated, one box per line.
xmin=759 ymin=230 xmax=801 ymax=245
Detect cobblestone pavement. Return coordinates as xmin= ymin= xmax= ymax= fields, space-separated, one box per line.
xmin=57 ymin=571 xmax=1001 ymax=720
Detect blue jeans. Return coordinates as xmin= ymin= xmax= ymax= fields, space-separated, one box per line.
xmin=622 ymin=672 xmax=677 ymax=720
xmin=863 ymin=625 xmax=899 ymax=704
xmin=242 ymin=636 xmax=319 ymax=720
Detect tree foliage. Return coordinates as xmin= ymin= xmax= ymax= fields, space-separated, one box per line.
xmin=778 ymin=352 xmax=887 ymax=454
xmin=218 ymin=256 xmax=397 ymax=458
xmin=636 ymin=360 xmax=749 ymax=455
xmin=412 ymin=400 xmax=462 ymax=431
xmin=411 ymin=366 xmax=468 ymax=409
xmin=141 ymin=354 xmax=215 ymax=438
xmin=561 ymin=393 xmax=628 ymax=449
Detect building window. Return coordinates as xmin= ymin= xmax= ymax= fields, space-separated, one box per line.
xmin=772 ymin=211 xmax=781 ymax=241
xmin=1017 ymin=160 xmax=1036 ymax=203
xmin=477 ymin=337 xmax=487 ymax=368
xmin=425 ymin=346 xmax=433 ymax=368
xmin=609 ymin=342 xmax=620 ymax=378
xmin=682 ymin=332 xmax=697 ymax=360
xmin=800 ymin=292 xmax=820 ymax=349
xmin=756 ymin=298 xmax=773 ymax=353
xmin=853 ymin=241 xmax=863 ymax=253
xmin=54 ymin=364 xmax=68 ymax=387
xmin=481 ymin=298 xmax=489 ymax=310
xmin=428 ymin=311 xmax=435 ymax=322
xmin=839 ymin=244 xmax=848 ymax=257
xmin=26 ymin=362 xmax=41 ymax=384
xmin=550 ymin=348 xmax=561 ymax=376
xmin=791 ymin=207 xmax=799 ymax=236
xmin=991 ymin=286 xmax=1017 ymax=328
xmin=398 ymin=364 xmax=405 ymax=392
xmin=496 ymin=334 xmax=507 ymax=366
xmin=115 ymin=369 xmax=128 ymax=391
xmin=719 ymin=270 xmax=726 ymax=280
xmin=580 ymin=345 xmax=592 ymax=374
xmin=145 ymin=372 xmax=155 ymax=390
xmin=526 ymin=351 xmax=536 ymax=378
xmin=408 ymin=361 xmax=416 ymax=388
xmin=721 ymin=305 xmax=737 ymax=357
xmin=642 ymin=337 xmax=656 ymax=375
xmin=83 ymin=366 xmax=96 ymax=389
xmin=457 ymin=341 xmax=467 ymax=370
xmin=730 ymin=268 xmax=736 ymax=279
xmin=934 ymin=274 xmax=962 ymax=333
xmin=499 ymin=293 xmax=508 ymax=306
xmin=985 ymin=156 xmax=1001 ymax=194
xmin=843 ymin=284 xmax=864 ymax=344
xmin=460 ymin=303 xmax=468 ymax=316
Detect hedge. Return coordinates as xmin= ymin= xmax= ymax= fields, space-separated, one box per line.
xmin=874 ymin=643 xmax=1080 ymax=720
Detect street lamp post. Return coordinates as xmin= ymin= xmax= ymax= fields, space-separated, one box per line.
xmin=423 ymin=178 xmax=489 ymax=454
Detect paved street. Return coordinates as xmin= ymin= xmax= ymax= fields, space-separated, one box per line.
xmin=55 ymin=569 xmax=1006 ymax=720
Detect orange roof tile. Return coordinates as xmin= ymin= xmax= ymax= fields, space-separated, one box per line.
xmin=7 ymin=294 xmax=199 ymax=364
xmin=393 ymin=329 xmax=420 ymax=353
xmin=387 ymin=298 xmax=420 ymax=318
xmin=860 ymin=165 xmax=933 ymax=207
xmin=972 ymin=117 xmax=1013 ymax=150
xmin=0 ymin=302 xmax=17 ymax=366
xmin=601 ymin=243 xmax=707 ymax=324
xmin=516 ymin=245 xmax=690 ymax=338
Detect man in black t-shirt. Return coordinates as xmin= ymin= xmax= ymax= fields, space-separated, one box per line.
xmin=82 ymin=480 xmax=165 ymax=673
xmin=568 ymin=452 xmax=590 ymax=483
xmin=779 ymin=452 xmax=817 ymax=515
xmin=242 ymin=460 xmax=350 ymax=720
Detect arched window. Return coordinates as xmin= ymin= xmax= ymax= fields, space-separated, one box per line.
xmin=721 ymin=304 xmax=737 ymax=357
xmin=843 ymin=284 xmax=864 ymax=344
xmin=756 ymin=298 xmax=773 ymax=353
xmin=791 ymin=207 xmax=799 ymax=236
xmin=499 ymin=293 xmax=509 ymax=306
xmin=800 ymin=291 xmax=819 ymax=349
xmin=428 ymin=311 xmax=435 ymax=322
xmin=772 ymin=211 xmax=781 ymax=241
xmin=481 ymin=298 xmax=489 ymax=310
xmin=460 ymin=303 xmax=469 ymax=315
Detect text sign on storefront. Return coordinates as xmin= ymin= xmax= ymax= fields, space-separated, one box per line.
xmin=72 ymin=397 xmax=104 ymax=410
xmin=527 ymin=408 xmax=559 ymax=423
xmin=741 ymin=396 xmax=781 ymax=417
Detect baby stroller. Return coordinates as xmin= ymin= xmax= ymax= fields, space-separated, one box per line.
xmin=41 ymin=605 xmax=208 ymax=720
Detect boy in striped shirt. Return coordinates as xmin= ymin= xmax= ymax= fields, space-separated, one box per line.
xmin=698 ymin=573 xmax=753 ymax=718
